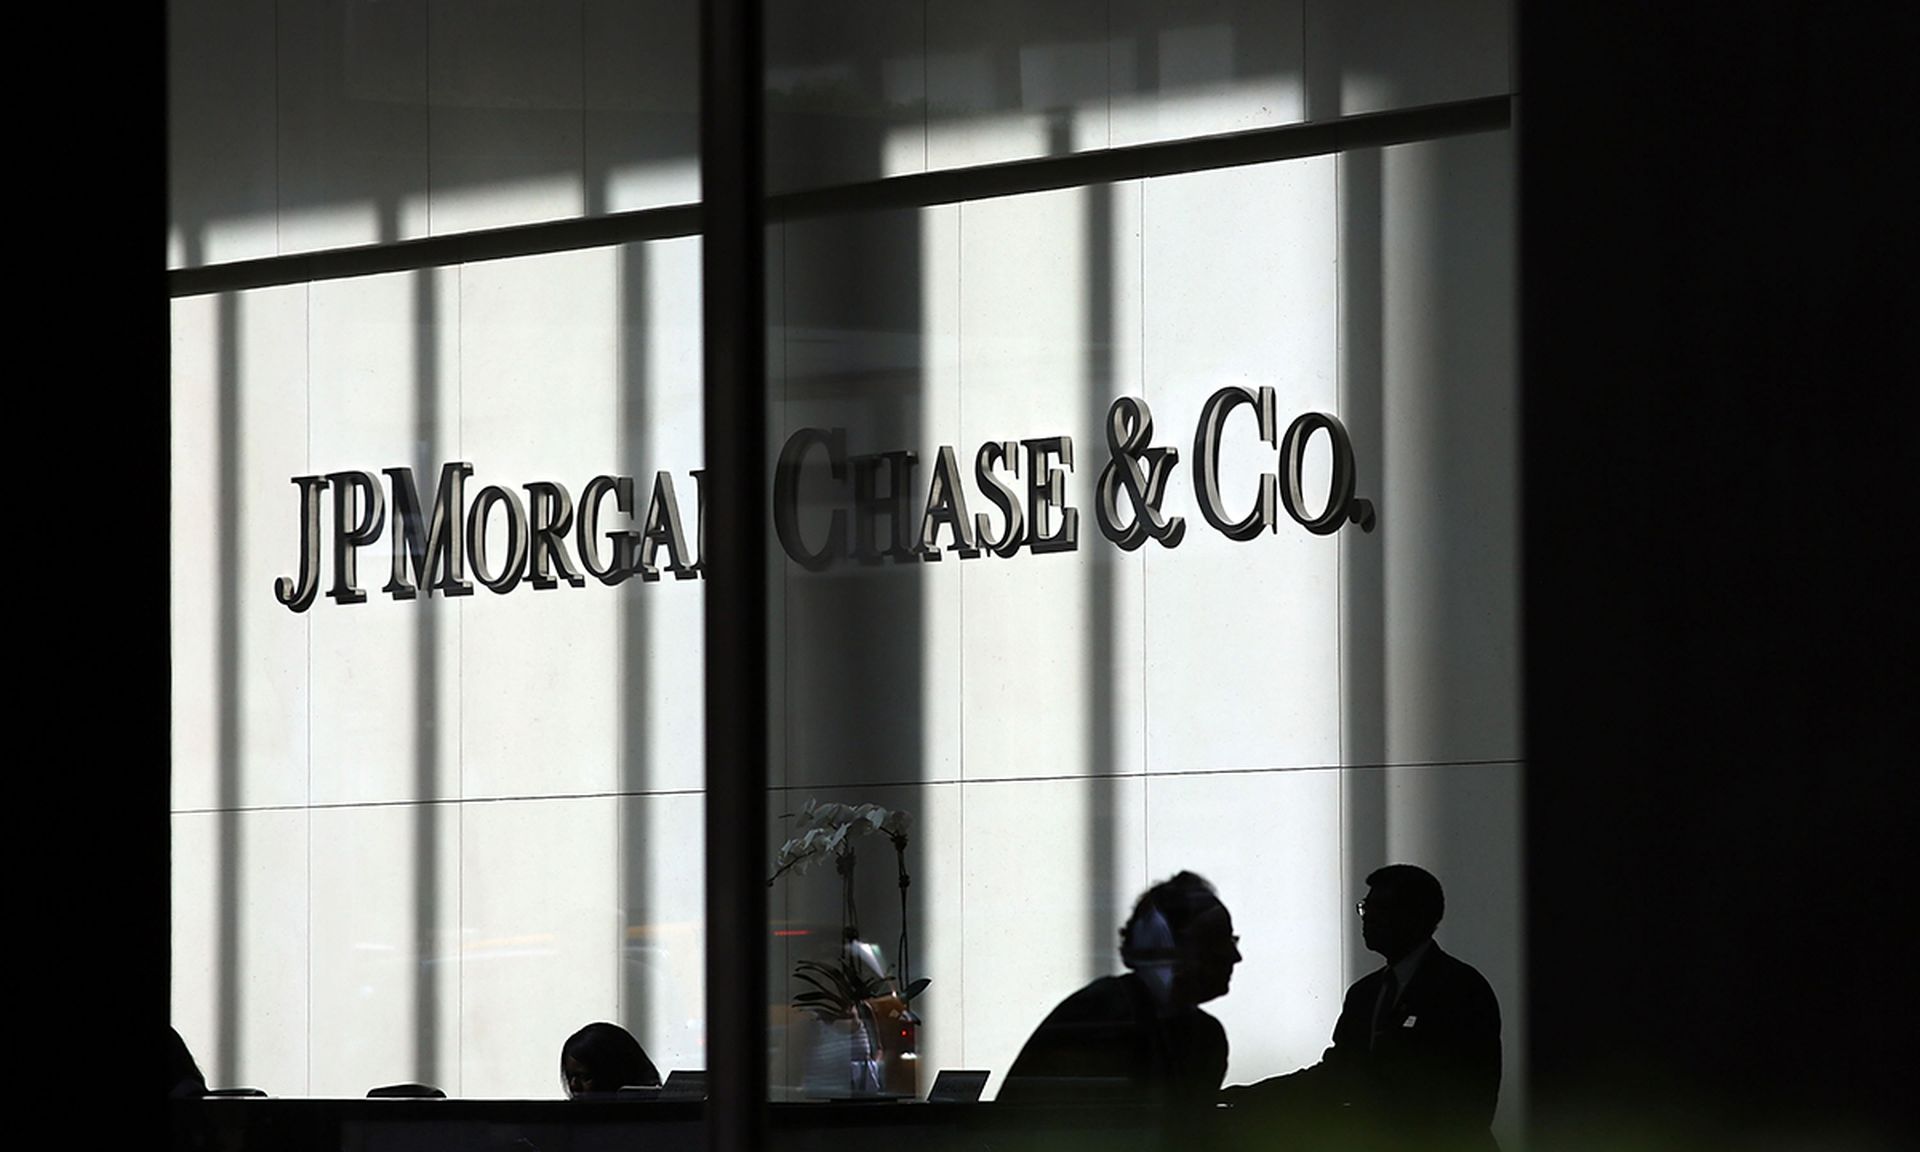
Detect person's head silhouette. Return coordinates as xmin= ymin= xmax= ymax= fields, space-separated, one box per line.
xmin=1358 ymin=863 xmax=1445 ymax=964
xmin=1119 ymin=871 xmax=1242 ymax=1009
xmin=561 ymin=1022 xmax=661 ymax=1097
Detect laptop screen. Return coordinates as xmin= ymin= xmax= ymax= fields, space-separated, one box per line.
xmin=927 ymin=1070 xmax=990 ymax=1103
xmin=659 ymin=1071 xmax=707 ymax=1101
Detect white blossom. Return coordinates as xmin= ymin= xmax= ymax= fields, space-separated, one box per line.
xmin=770 ymin=798 xmax=915 ymax=884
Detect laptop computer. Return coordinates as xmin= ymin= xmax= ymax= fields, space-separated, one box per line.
xmin=926 ymin=1070 xmax=990 ymax=1103
xmin=659 ymin=1070 xmax=708 ymax=1101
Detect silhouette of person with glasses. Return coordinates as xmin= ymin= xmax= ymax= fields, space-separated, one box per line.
xmin=1226 ymin=864 xmax=1500 ymax=1150
xmin=997 ymin=871 xmax=1242 ymax=1107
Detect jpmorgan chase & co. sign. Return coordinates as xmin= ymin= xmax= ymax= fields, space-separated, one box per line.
xmin=275 ymin=389 xmax=1376 ymax=612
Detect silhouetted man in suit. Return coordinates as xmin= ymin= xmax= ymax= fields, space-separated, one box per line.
xmin=997 ymin=871 xmax=1242 ymax=1108
xmin=1227 ymin=864 xmax=1501 ymax=1150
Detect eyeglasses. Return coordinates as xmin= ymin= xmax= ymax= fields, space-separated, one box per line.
xmin=1355 ymin=899 xmax=1399 ymax=917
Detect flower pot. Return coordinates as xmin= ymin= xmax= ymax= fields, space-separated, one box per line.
xmin=797 ymin=998 xmax=918 ymax=1099
xmin=800 ymin=1017 xmax=874 ymax=1098
xmin=862 ymin=994 xmax=920 ymax=1099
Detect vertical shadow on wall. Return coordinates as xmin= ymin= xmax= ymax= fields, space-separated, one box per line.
xmin=213 ymin=257 xmax=242 ymax=1088
xmin=776 ymin=205 xmax=928 ymax=1089
xmin=1414 ymin=133 xmax=1517 ymax=773
xmin=1061 ymin=103 xmax=1117 ymax=974
xmin=1351 ymin=134 xmax=1524 ymax=945
xmin=762 ymin=10 xmax=927 ymax=1087
xmin=1335 ymin=145 xmax=1388 ymax=986
xmin=1332 ymin=131 xmax=1525 ymax=1147
xmin=1406 ymin=132 xmax=1524 ymax=1141
xmin=408 ymin=233 xmax=444 ymax=1088
xmin=616 ymin=234 xmax=656 ymax=1047
xmin=583 ymin=123 xmax=664 ymax=1068
xmin=765 ymin=221 xmax=788 ymax=1091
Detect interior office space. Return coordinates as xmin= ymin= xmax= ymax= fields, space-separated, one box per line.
xmin=81 ymin=2 xmax=1911 ymax=1148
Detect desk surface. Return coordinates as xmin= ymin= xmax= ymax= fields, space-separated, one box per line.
xmin=171 ymin=1097 xmax=1262 ymax=1152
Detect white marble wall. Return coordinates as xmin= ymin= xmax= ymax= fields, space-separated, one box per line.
xmin=170 ymin=0 xmax=1517 ymax=1140
xmin=170 ymin=235 xmax=710 ymax=1098
xmin=764 ymin=132 xmax=1518 ymax=1139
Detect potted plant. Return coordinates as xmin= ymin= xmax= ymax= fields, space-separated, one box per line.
xmin=770 ymin=800 xmax=929 ymax=1096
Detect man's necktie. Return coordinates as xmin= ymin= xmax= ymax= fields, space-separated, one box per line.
xmin=1371 ymin=970 xmax=1401 ymax=1049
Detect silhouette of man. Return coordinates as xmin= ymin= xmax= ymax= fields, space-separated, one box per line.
xmin=1227 ymin=864 xmax=1501 ymax=1149
xmin=997 ymin=871 xmax=1242 ymax=1107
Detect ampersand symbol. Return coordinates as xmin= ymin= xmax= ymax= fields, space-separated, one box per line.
xmin=1096 ymin=397 xmax=1186 ymax=550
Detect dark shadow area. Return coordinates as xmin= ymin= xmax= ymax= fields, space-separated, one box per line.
xmin=764 ymin=0 xmax=924 ymax=196
xmin=426 ymin=0 xmax=588 ymax=224
xmin=1066 ymin=107 xmax=1120 ymax=985
xmin=215 ymin=280 xmax=241 ymax=1088
xmin=172 ymin=1 xmax=1401 ymax=267
xmin=278 ymin=0 xmax=430 ymax=243
xmin=1522 ymin=4 xmax=1910 ymax=1146
xmin=1335 ymin=143 xmax=1389 ymax=989
xmin=774 ymin=229 xmax=929 ymax=789
xmin=585 ymin=0 xmax=700 ymax=214
xmin=999 ymin=872 xmax=1238 ymax=1109
xmin=367 ymin=1082 xmax=447 ymax=1098
xmin=590 ymin=105 xmax=661 ymax=1057
xmin=563 ymin=1020 xmax=663 ymax=1096
xmin=1411 ymin=131 xmax=1517 ymax=764
xmin=408 ymin=254 xmax=444 ymax=1088
xmin=1326 ymin=114 xmax=1522 ymax=1145
xmin=615 ymin=235 xmax=656 ymax=1053
xmin=764 ymin=11 xmax=929 ymax=1097
xmin=167 ymin=2 xmax=276 ymax=255
xmin=1225 ymin=864 xmax=1501 ymax=1151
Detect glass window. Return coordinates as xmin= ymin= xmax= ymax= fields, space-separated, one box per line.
xmin=168 ymin=7 xmax=1518 ymax=1150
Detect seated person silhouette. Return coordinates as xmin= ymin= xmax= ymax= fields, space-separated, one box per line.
xmin=1226 ymin=864 xmax=1500 ymax=1150
xmin=996 ymin=871 xmax=1241 ymax=1107
xmin=167 ymin=1026 xmax=208 ymax=1099
xmin=562 ymin=1021 xmax=662 ymax=1097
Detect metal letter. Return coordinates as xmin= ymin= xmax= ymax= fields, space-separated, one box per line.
xmin=326 ymin=470 xmax=386 ymax=605
xmin=1279 ymin=412 xmax=1357 ymax=535
xmin=1095 ymin=397 xmax=1185 ymax=550
xmin=917 ymin=445 xmax=978 ymax=558
xmin=1193 ymin=385 xmax=1278 ymax=541
xmin=384 ymin=463 xmax=475 ymax=599
xmin=1023 ymin=436 xmax=1079 ymax=554
xmin=466 ymin=484 xmax=529 ymax=594
xmin=274 ymin=474 xmax=331 ymax=613
xmin=636 ymin=470 xmax=699 ymax=581
xmin=524 ymin=480 xmax=585 ymax=590
xmin=772 ymin=428 xmax=847 ymax=571
xmin=973 ymin=441 xmax=1024 ymax=557
xmin=851 ymin=449 xmax=919 ymax=563
xmin=577 ymin=474 xmax=636 ymax=584
xmin=689 ymin=468 xmax=709 ymax=577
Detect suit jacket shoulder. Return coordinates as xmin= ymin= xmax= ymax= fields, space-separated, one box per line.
xmin=1403 ymin=945 xmax=1501 ymax=1030
xmin=1383 ymin=943 xmax=1503 ymax=1138
xmin=1329 ymin=964 xmax=1391 ymax=1053
xmin=998 ymin=975 xmax=1227 ymax=1105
